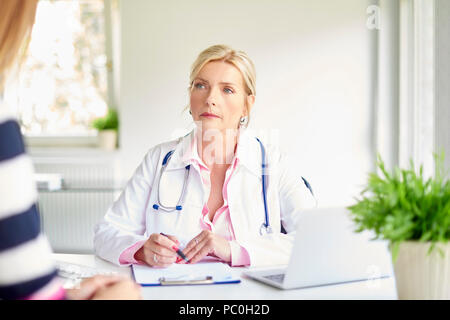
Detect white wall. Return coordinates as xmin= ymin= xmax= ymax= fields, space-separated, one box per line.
xmin=118 ymin=0 xmax=375 ymax=207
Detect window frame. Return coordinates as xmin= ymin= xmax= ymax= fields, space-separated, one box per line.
xmin=21 ymin=0 xmax=118 ymax=148
xmin=398 ymin=0 xmax=435 ymax=177
xmin=372 ymin=0 xmax=437 ymax=177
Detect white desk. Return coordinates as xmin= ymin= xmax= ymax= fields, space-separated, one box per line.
xmin=53 ymin=253 xmax=398 ymax=300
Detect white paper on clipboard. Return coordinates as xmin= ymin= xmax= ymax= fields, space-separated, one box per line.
xmin=132 ymin=261 xmax=240 ymax=286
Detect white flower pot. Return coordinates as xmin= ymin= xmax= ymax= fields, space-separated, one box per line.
xmin=392 ymin=241 xmax=450 ymax=299
xmin=98 ymin=130 xmax=117 ymax=150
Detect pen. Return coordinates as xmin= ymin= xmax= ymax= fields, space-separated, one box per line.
xmin=160 ymin=232 xmax=189 ymax=263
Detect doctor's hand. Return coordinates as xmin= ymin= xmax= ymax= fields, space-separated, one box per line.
xmin=134 ymin=233 xmax=180 ymax=268
xmin=179 ymin=230 xmax=231 ymax=264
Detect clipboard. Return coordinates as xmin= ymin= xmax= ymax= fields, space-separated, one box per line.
xmin=132 ymin=262 xmax=241 ymax=286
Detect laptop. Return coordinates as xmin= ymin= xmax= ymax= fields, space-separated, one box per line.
xmin=244 ymin=207 xmax=393 ymax=290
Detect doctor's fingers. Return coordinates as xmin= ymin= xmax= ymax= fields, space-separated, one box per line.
xmin=181 ymin=234 xmax=215 ymax=264
xmin=159 ymin=233 xmax=180 ymax=246
xmin=183 ymin=239 xmax=214 ymax=264
xmin=149 ymin=233 xmax=179 ymax=252
xmin=142 ymin=247 xmax=177 ymax=267
xmin=144 ymin=241 xmax=177 ymax=258
xmin=182 ymin=230 xmax=210 ymax=255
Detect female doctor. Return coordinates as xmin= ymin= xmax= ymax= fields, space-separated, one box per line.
xmin=94 ymin=44 xmax=316 ymax=268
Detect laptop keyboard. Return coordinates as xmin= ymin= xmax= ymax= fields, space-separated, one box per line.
xmin=263 ymin=274 xmax=285 ymax=284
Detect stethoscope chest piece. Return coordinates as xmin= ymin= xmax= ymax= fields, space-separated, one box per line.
xmin=260 ymin=223 xmax=273 ymax=235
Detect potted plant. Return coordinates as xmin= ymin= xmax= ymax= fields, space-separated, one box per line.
xmin=347 ymin=152 xmax=450 ymax=299
xmin=92 ymin=108 xmax=119 ymax=150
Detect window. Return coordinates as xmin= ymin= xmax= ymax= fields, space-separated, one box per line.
xmin=398 ymin=0 xmax=435 ymax=177
xmin=4 ymin=0 xmax=111 ymax=138
xmin=373 ymin=0 xmax=436 ymax=177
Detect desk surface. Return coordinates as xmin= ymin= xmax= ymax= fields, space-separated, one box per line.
xmin=53 ymin=253 xmax=398 ymax=300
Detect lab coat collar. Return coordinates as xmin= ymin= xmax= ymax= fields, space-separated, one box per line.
xmin=165 ymin=127 xmax=262 ymax=178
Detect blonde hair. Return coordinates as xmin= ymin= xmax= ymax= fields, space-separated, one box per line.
xmin=0 ymin=0 xmax=38 ymax=90
xmin=186 ymin=44 xmax=256 ymax=124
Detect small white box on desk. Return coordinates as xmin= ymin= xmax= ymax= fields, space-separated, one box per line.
xmin=34 ymin=173 xmax=63 ymax=191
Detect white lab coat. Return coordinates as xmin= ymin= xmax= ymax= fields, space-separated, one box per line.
xmin=94 ymin=128 xmax=317 ymax=267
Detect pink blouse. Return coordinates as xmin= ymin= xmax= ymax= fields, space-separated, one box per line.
xmin=119 ymin=136 xmax=250 ymax=267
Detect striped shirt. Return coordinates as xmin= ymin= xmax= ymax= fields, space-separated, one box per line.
xmin=0 ymin=104 xmax=65 ymax=300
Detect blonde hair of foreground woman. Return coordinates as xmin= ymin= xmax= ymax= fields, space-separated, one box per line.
xmin=186 ymin=44 xmax=256 ymax=126
xmin=0 ymin=0 xmax=142 ymax=300
xmin=0 ymin=0 xmax=38 ymax=90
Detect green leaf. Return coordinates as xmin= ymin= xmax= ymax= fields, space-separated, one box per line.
xmin=91 ymin=108 xmax=119 ymax=131
xmin=348 ymin=152 xmax=450 ymax=257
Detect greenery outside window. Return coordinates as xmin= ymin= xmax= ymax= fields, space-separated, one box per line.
xmin=3 ymin=0 xmax=115 ymax=147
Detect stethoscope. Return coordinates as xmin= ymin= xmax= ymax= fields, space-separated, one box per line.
xmin=152 ymin=137 xmax=273 ymax=235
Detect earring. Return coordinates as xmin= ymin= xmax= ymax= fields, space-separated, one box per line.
xmin=189 ymin=110 xmax=192 ymax=115
xmin=239 ymin=116 xmax=248 ymax=128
